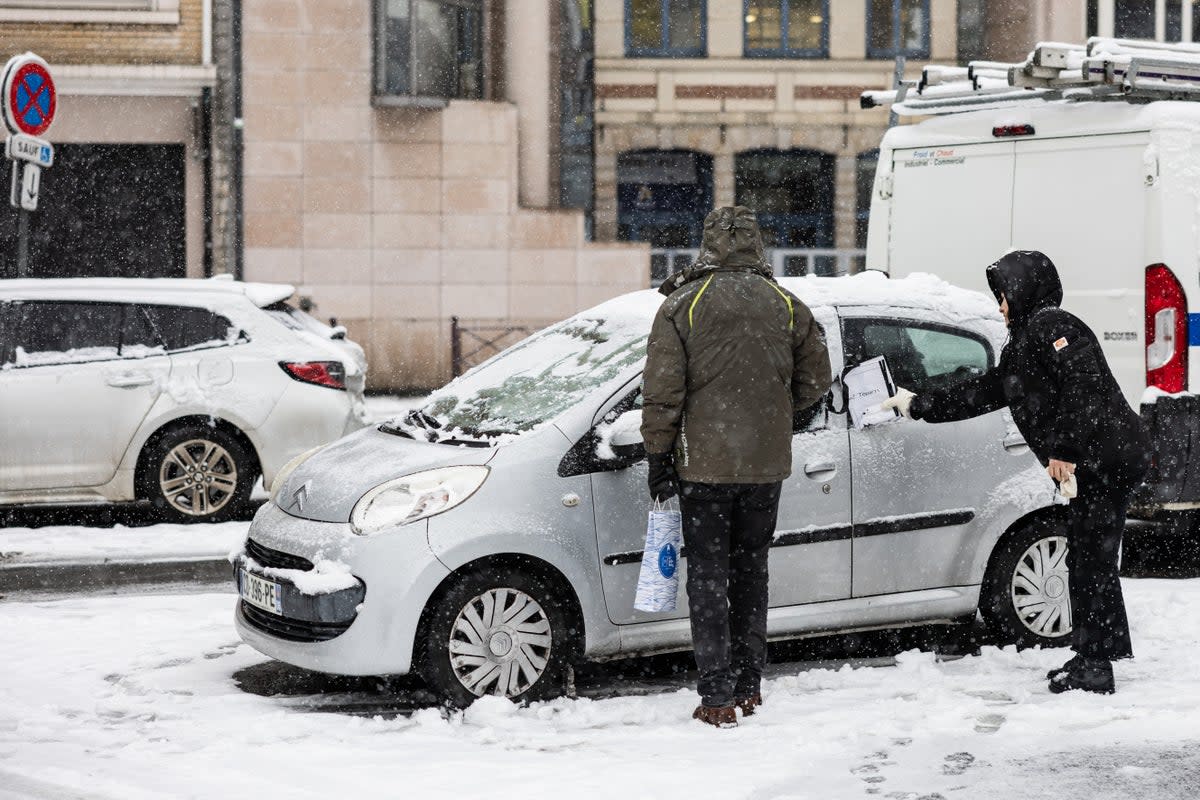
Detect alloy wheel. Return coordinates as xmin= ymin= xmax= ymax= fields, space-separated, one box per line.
xmin=448 ymin=587 xmax=553 ymax=698
xmin=1011 ymin=535 xmax=1073 ymax=638
xmin=158 ymin=439 xmax=238 ymax=517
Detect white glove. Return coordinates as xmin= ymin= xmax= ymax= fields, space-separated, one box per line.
xmin=879 ymin=387 xmax=916 ymax=419
xmin=1059 ymin=473 xmax=1078 ymax=500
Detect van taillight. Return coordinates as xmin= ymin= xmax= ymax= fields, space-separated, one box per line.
xmin=1145 ymin=264 xmax=1188 ymax=393
xmin=280 ymin=361 xmax=346 ymax=390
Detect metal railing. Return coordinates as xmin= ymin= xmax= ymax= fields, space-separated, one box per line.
xmin=650 ymin=248 xmax=867 ymax=285
xmin=450 ymin=316 xmax=550 ymax=377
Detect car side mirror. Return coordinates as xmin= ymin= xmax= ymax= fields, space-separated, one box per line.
xmin=604 ymin=409 xmax=646 ymax=464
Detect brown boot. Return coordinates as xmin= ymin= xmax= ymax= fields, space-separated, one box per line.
xmin=692 ymin=704 xmax=738 ymax=728
xmin=735 ymin=694 xmax=762 ymax=716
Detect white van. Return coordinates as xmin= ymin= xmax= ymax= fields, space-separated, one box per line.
xmin=863 ymin=37 xmax=1200 ymax=531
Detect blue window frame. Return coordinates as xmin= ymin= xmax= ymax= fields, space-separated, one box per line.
xmin=866 ymin=0 xmax=930 ymax=60
xmin=625 ymin=0 xmax=706 ymax=58
xmin=744 ymin=0 xmax=828 ymax=58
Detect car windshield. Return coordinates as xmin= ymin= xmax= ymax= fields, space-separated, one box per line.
xmin=393 ymin=315 xmax=648 ymax=441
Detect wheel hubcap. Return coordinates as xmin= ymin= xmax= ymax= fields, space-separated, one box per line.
xmin=159 ymin=439 xmax=237 ymax=517
xmin=449 ymin=587 xmax=552 ymax=698
xmin=1012 ymin=535 xmax=1073 ymax=638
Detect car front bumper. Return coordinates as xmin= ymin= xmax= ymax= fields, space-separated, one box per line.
xmin=232 ymin=501 xmax=451 ymax=676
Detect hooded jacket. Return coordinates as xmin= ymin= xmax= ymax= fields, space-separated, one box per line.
xmin=910 ymin=250 xmax=1148 ymax=481
xmin=640 ymin=206 xmax=832 ymax=483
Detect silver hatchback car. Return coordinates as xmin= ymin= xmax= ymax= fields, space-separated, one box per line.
xmin=234 ymin=273 xmax=1067 ymax=705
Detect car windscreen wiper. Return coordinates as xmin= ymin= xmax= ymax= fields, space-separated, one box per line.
xmin=379 ymin=408 xmax=443 ymax=441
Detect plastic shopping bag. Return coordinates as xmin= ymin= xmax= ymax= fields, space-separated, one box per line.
xmin=634 ymin=501 xmax=683 ymax=613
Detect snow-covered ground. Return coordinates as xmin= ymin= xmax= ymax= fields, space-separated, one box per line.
xmin=2 ymin=579 xmax=1199 ymax=799
xmin=0 ymin=521 xmax=248 ymax=565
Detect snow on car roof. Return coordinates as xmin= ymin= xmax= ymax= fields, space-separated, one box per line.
xmin=580 ymin=271 xmax=1000 ymax=325
xmin=0 ymin=276 xmax=295 ymax=308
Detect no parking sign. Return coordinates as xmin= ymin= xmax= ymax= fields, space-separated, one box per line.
xmin=3 ymin=53 xmax=56 ymax=137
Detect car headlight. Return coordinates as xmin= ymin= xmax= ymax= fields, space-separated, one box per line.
xmin=269 ymin=446 xmax=322 ymax=503
xmin=351 ymin=465 xmax=490 ymax=535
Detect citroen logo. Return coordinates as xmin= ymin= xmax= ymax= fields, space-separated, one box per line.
xmin=288 ymin=481 xmax=311 ymax=513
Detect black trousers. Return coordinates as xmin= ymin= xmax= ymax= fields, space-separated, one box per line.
xmin=1066 ymin=465 xmax=1144 ymax=661
xmin=678 ymin=480 xmax=781 ymax=707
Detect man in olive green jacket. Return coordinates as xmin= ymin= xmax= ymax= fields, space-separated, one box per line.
xmin=641 ymin=206 xmax=831 ymax=727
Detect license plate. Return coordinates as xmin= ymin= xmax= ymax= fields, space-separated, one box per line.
xmin=240 ymin=569 xmax=283 ymax=616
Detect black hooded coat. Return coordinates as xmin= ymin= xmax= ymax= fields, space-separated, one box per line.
xmin=909 ymin=251 xmax=1148 ymax=477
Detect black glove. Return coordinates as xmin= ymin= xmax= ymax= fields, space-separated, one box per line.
xmin=647 ymin=452 xmax=678 ymax=502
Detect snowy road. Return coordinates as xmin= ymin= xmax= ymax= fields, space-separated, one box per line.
xmin=3 ymin=580 xmax=1199 ymax=799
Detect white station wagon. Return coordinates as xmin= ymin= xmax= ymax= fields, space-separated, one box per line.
xmin=0 ymin=277 xmax=368 ymax=522
xmin=234 ymin=273 xmax=1067 ymax=706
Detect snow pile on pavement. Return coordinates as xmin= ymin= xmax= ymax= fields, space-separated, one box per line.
xmin=0 ymin=521 xmax=248 ymax=565
xmin=2 ymin=579 xmax=1199 ymax=798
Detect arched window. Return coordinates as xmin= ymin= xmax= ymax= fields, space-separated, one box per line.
xmin=856 ymin=149 xmax=879 ymax=249
xmin=734 ymin=148 xmax=835 ymax=250
xmin=617 ymin=150 xmax=714 ymax=248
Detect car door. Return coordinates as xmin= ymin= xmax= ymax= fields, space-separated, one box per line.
xmin=589 ymin=306 xmax=852 ymax=625
xmin=841 ymin=312 xmax=1014 ymax=597
xmin=0 ymin=301 xmax=170 ymax=491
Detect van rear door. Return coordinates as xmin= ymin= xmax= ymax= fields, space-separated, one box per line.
xmin=887 ymin=141 xmax=1016 ymax=296
xmin=1009 ymin=133 xmax=1149 ymax=407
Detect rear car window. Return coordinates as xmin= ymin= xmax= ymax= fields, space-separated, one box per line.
xmin=845 ymin=319 xmax=991 ymax=395
xmin=142 ymin=305 xmax=242 ymax=352
xmin=10 ymin=301 xmax=124 ymax=367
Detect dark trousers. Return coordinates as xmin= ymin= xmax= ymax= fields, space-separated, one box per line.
xmin=1066 ymin=466 xmax=1141 ymax=661
xmin=678 ymin=480 xmax=781 ymax=707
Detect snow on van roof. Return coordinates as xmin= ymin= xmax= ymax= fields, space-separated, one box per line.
xmin=0 ymin=276 xmax=295 ymax=308
xmin=881 ymin=98 xmax=1200 ymax=151
xmin=580 ymin=271 xmax=1000 ymax=325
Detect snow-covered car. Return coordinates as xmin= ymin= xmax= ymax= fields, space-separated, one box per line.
xmin=234 ymin=273 xmax=1064 ymax=705
xmin=0 ymin=277 xmax=368 ymax=523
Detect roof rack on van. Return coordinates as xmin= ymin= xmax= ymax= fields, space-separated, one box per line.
xmin=862 ymin=36 xmax=1200 ymax=116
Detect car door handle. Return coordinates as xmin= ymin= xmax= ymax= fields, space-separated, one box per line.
xmin=803 ymin=462 xmax=837 ymax=479
xmin=106 ymin=374 xmax=154 ymax=389
xmin=1003 ymin=434 xmax=1030 ymax=453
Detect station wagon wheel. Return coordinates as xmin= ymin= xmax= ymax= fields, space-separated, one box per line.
xmin=422 ymin=570 xmax=572 ymax=707
xmin=160 ymin=439 xmax=238 ymax=518
xmin=980 ymin=515 xmax=1074 ymax=648
xmin=140 ymin=423 xmax=257 ymax=524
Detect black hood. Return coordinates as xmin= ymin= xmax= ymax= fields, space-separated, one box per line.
xmin=985 ymin=250 xmax=1063 ymax=327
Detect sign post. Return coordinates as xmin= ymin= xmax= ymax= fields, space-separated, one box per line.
xmin=2 ymin=52 xmax=56 ymax=278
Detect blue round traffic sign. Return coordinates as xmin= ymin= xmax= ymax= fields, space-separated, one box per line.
xmin=3 ymin=54 xmax=56 ymax=137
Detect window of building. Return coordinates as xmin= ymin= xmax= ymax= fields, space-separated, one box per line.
xmin=1088 ymin=0 xmax=1200 ymax=42
xmin=735 ymin=149 xmax=835 ymax=264
xmin=855 ymin=150 xmax=878 ymax=249
xmin=374 ymin=0 xmax=484 ymax=104
xmin=956 ymin=0 xmax=987 ymax=63
xmin=617 ymin=150 xmax=713 ymax=282
xmin=744 ymin=0 xmax=828 ymax=58
xmin=866 ymin=0 xmax=930 ymax=59
xmin=626 ymin=0 xmax=706 ymax=57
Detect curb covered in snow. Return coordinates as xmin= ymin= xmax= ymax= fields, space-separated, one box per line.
xmin=0 ymin=557 xmax=232 ymax=594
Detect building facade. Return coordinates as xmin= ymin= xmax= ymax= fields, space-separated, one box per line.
xmin=239 ymin=0 xmax=646 ymax=391
xmin=592 ymin=0 xmax=1088 ymax=279
xmin=0 ymin=0 xmax=222 ymax=280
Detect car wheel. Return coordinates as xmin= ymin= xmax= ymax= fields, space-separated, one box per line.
xmin=142 ymin=424 xmax=256 ymax=524
xmin=980 ymin=515 xmax=1073 ymax=648
xmin=421 ymin=570 xmax=572 ymax=707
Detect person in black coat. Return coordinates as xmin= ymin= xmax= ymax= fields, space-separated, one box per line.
xmin=882 ymin=250 xmax=1150 ymax=694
